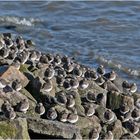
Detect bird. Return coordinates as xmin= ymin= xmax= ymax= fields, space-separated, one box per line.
xmin=89 ymin=128 xmax=99 ymax=140
xmin=103 ymin=131 xmax=113 ymax=140
xmin=125 ymin=120 xmax=139 ymax=135
xmin=56 ymin=76 xmax=65 ymax=87
xmin=120 ymin=111 xmax=132 ymax=123
xmin=53 ymin=54 xmax=62 ymax=65
xmin=86 ymin=91 xmax=96 ymax=103
xmin=58 ymin=110 xmax=68 ymax=123
xmin=79 ymin=78 xmax=89 ymax=89
xmin=4 ymin=37 xmax=13 ymax=48
xmin=70 ymin=78 xmax=79 ymax=89
xmin=97 ymin=65 xmax=105 ymax=75
xmin=35 ymin=51 xmax=42 ymax=61
xmin=42 ymin=79 xmax=52 ymax=93
xmin=85 ymin=104 xmax=95 ymax=117
xmin=35 ymin=103 xmax=45 ymax=116
xmin=66 ymin=94 xmax=75 ymax=108
xmin=17 ymin=98 xmax=29 ymax=113
xmin=0 ymin=37 xmax=6 ymax=50
xmin=119 ymin=104 xmax=130 ymax=115
xmin=130 ymin=83 xmax=137 ymax=93
xmin=1 ymin=100 xmax=12 ymax=113
xmin=131 ymin=108 xmax=140 ymax=121
xmin=104 ymin=109 xmax=115 ymax=122
xmin=67 ymin=111 xmax=79 ymax=124
xmin=72 ymin=65 xmax=82 ymax=77
xmin=95 ymin=75 xmax=105 ymax=86
xmin=63 ymin=80 xmax=71 ymax=90
xmin=46 ymin=107 xmax=57 ymax=120
xmin=135 ymin=98 xmax=140 ymax=109
xmin=39 ymin=54 xmax=49 ymax=64
xmin=90 ymin=70 xmax=98 ymax=80
xmin=44 ymin=66 xmax=55 ymax=79
xmin=46 ymin=53 xmax=54 ymax=63
xmin=0 ymin=47 xmax=10 ymax=58
xmin=4 ymin=107 xmax=16 ymax=120
xmin=63 ymin=63 xmax=74 ymax=73
xmin=122 ymin=80 xmax=130 ymax=91
xmin=29 ymin=51 xmax=37 ymax=62
xmin=0 ymin=78 xmax=8 ymax=89
xmin=108 ymin=70 xmax=117 ymax=81
xmin=11 ymin=79 xmax=22 ymax=91
xmin=56 ymin=92 xmax=67 ymax=106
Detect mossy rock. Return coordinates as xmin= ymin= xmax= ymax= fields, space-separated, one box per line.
xmin=19 ymin=64 xmax=30 ymax=73
xmin=0 ymin=122 xmax=17 ymax=139
xmin=0 ymin=118 xmax=30 ymax=139
xmin=107 ymin=91 xmax=122 ymax=110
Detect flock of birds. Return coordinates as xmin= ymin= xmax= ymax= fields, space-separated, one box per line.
xmin=0 ymin=33 xmax=140 ymax=139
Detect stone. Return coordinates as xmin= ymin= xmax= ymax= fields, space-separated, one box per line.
xmin=0 ymin=66 xmax=29 ymax=87
xmin=107 ymin=91 xmax=134 ymax=111
xmin=0 ymin=117 xmax=29 ymax=139
xmin=27 ymin=117 xmax=82 ymax=139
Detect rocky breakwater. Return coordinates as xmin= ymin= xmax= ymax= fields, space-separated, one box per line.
xmin=0 ymin=33 xmax=139 ymax=139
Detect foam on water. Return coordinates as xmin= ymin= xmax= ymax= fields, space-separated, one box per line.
xmin=0 ymin=16 xmax=42 ymax=27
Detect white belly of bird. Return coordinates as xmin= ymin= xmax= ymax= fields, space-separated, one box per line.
xmin=133 ymin=127 xmax=139 ymax=135
xmin=108 ymin=114 xmax=115 ymax=122
xmin=0 ymin=83 xmax=6 ymax=88
xmin=44 ymin=86 xmax=52 ymax=92
xmin=72 ymin=83 xmax=79 ymax=89
xmin=81 ymin=83 xmax=89 ymax=89
xmin=67 ymin=115 xmax=78 ymax=123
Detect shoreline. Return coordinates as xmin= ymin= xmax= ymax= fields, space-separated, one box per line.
xmin=0 ymin=33 xmax=139 ymax=139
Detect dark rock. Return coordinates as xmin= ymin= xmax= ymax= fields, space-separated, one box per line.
xmin=27 ymin=117 xmax=82 ymax=139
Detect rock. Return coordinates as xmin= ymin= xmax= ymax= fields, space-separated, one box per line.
xmin=79 ymin=81 xmax=107 ymax=107
xmin=121 ymin=94 xmax=134 ymax=111
xmin=27 ymin=117 xmax=82 ymax=139
xmin=0 ymin=66 xmax=29 ymax=87
xmin=0 ymin=117 xmax=29 ymax=139
xmin=111 ymin=76 xmax=124 ymax=92
xmin=79 ymin=115 xmax=101 ymax=139
xmin=120 ymin=133 xmax=139 ymax=140
xmin=107 ymin=91 xmax=122 ymax=110
xmin=107 ymin=91 xmax=134 ymax=111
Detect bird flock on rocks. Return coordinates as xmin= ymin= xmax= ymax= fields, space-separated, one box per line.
xmin=0 ymin=33 xmax=140 ymax=139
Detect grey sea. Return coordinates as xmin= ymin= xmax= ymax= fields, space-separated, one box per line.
xmin=0 ymin=1 xmax=140 ymax=90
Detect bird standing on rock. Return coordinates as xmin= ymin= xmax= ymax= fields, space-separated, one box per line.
xmin=35 ymin=103 xmax=45 ymax=116
xmin=12 ymin=79 xmax=22 ymax=91
xmin=97 ymin=65 xmax=105 ymax=75
xmin=5 ymin=107 xmax=16 ymax=120
xmin=0 ymin=78 xmax=7 ymax=89
xmin=17 ymin=98 xmax=29 ymax=113
xmin=89 ymin=128 xmax=99 ymax=140
xmin=42 ymin=79 xmax=52 ymax=93
xmin=58 ymin=110 xmax=69 ymax=122
xmin=79 ymin=78 xmax=89 ymax=89
xmin=46 ymin=107 xmax=57 ymax=120
xmin=130 ymin=83 xmax=137 ymax=93
xmin=44 ymin=66 xmax=55 ymax=79
xmin=104 ymin=109 xmax=115 ymax=122
xmin=67 ymin=109 xmax=79 ymax=124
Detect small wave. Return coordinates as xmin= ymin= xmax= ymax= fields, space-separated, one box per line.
xmin=0 ymin=16 xmax=42 ymax=26
xmin=95 ymin=55 xmax=140 ymax=77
